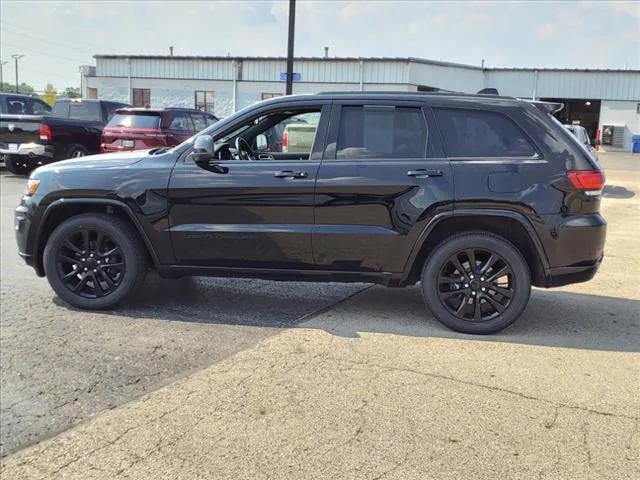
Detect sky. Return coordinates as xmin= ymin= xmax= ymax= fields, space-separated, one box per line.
xmin=1 ymin=0 xmax=639 ymax=92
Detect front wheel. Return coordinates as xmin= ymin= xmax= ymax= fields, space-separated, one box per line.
xmin=421 ymin=232 xmax=531 ymax=334
xmin=43 ymin=213 xmax=147 ymax=309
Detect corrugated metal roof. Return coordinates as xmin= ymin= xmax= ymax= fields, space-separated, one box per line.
xmin=93 ymin=54 xmax=638 ymax=73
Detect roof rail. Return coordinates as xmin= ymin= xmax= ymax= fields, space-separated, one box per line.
xmin=527 ymin=100 xmax=564 ymax=114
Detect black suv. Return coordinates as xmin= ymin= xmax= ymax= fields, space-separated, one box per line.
xmin=15 ymin=93 xmax=606 ymax=334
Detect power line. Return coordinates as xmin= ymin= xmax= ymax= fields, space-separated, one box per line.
xmin=1 ymin=42 xmax=92 ymax=64
xmin=0 ymin=20 xmax=113 ymax=54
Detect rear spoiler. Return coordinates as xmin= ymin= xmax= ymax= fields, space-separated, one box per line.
xmin=528 ymin=100 xmax=564 ymax=115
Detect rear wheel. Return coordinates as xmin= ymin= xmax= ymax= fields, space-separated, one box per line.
xmin=421 ymin=231 xmax=531 ymax=334
xmin=43 ymin=213 xmax=147 ymax=309
xmin=5 ymin=156 xmax=33 ymax=175
xmin=65 ymin=144 xmax=90 ymax=159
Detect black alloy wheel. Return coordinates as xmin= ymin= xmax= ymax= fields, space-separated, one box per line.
xmin=421 ymin=232 xmax=531 ymax=334
xmin=437 ymin=248 xmax=515 ymax=323
xmin=44 ymin=213 xmax=147 ymax=309
xmin=56 ymin=228 xmax=125 ymax=298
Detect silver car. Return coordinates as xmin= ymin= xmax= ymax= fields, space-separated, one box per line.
xmin=564 ymin=124 xmax=599 ymax=163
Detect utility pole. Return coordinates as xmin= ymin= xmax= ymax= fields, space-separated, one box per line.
xmin=0 ymin=61 xmax=8 ymax=91
xmin=12 ymin=54 xmax=25 ymax=94
xmin=285 ymin=0 xmax=295 ymax=95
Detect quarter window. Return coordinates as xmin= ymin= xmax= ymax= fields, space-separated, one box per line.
xmin=336 ymin=106 xmax=427 ymax=159
xmin=434 ymin=108 xmax=536 ymax=158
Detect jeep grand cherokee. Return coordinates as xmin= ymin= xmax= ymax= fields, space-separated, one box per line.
xmin=15 ymin=92 xmax=606 ymax=334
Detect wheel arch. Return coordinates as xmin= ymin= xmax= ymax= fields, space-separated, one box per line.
xmin=404 ymin=209 xmax=550 ymax=287
xmin=33 ymin=198 xmax=160 ymax=276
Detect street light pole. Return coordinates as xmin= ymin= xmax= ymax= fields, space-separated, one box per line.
xmin=12 ymin=54 xmax=25 ymax=94
xmin=285 ymin=0 xmax=296 ymax=95
xmin=0 ymin=61 xmax=8 ymax=91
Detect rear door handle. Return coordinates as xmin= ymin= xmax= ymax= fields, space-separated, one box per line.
xmin=274 ymin=170 xmax=308 ymax=179
xmin=407 ymin=169 xmax=443 ymax=178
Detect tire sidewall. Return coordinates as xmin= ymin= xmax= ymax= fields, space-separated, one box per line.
xmin=5 ymin=156 xmax=32 ymax=175
xmin=43 ymin=215 xmax=141 ymax=309
xmin=66 ymin=145 xmax=89 ymax=159
xmin=421 ymin=234 xmax=531 ymax=334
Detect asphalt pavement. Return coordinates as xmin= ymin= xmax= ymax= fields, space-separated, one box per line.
xmin=0 ymin=171 xmax=365 ymax=456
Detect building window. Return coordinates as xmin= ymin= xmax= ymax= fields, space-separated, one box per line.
xmin=132 ymin=88 xmax=150 ymax=107
xmin=195 ymin=91 xmax=215 ymax=114
xmin=262 ymin=93 xmax=282 ymax=100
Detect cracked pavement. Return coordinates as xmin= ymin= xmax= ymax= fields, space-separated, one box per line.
xmin=1 ymin=153 xmax=639 ymax=479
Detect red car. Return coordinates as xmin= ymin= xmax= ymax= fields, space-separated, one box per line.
xmin=101 ymin=108 xmax=218 ymax=153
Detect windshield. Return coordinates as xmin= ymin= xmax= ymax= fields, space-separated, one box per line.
xmin=107 ymin=113 xmax=160 ymax=129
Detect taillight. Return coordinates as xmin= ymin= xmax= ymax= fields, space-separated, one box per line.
xmin=39 ymin=124 xmax=52 ymax=142
xmin=567 ymin=170 xmax=605 ymax=195
xmin=282 ymin=130 xmax=288 ymax=152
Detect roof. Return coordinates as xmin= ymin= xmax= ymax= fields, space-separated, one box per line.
xmin=92 ymin=54 xmax=639 ymax=73
xmin=116 ymin=107 xmax=207 ymax=113
xmin=261 ymin=91 xmax=523 ymax=105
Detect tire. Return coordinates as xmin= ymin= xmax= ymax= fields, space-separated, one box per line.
xmin=43 ymin=213 xmax=147 ymax=309
xmin=421 ymin=231 xmax=531 ymax=334
xmin=5 ymin=156 xmax=33 ymax=175
xmin=65 ymin=144 xmax=90 ymax=159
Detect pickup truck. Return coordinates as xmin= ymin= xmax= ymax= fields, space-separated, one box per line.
xmin=0 ymin=96 xmax=128 ymax=175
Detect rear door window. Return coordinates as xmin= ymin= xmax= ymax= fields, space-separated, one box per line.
xmin=107 ymin=113 xmax=161 ymax=129
xmin=336 ymin=106 xmax=427 ymax=159
xmin=189 ymin=113 xmax=207 ymax=132
xmin=68 ymin=102 xmax=102 ymax=121
xmin=31 ymin=99 xmax=51 ymax=115
xmin=168 ymin=112 xmax=193 ymax=131
xmin=434 ymin=108 xmax=536 ymax=158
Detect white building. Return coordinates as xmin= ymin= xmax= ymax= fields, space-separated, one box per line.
xmin=82 ymin=55 xmax=640 ymax=151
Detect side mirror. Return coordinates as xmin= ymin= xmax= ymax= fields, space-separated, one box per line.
xmin=256 ymin=134 xmax=268 ymax=151
xmin=192 ymin=135 xmax=228 ymax=174
xmin=193 ymin=135 xmax=214 ymax=158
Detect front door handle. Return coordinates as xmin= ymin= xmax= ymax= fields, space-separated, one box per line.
xmin=258 ymin=153 xmax=275 ymax=160
xmin=407 ymin=169 xmax=443 ymax=178
xmin=274 ymin=170 xmax=308 ymax=179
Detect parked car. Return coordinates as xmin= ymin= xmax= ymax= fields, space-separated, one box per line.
xmin=101 ymin=108 xmax=218 ymax=153
xmin=564 ymin=124 xmax=599 ymax=163
xmin=1 ymin=98 xmax=128 ymax=175
xmin=15 ymin=92 xmax=606 ymax=334
xmin=0 ymin=93 xmax=52 ymax=170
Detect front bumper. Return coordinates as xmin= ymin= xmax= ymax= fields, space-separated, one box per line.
xmin=15 ymin=200 xmax=45 ymax=276
xmin=0 ymin=142 xmax=54 ymax=158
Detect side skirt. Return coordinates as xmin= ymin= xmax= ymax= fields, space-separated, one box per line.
xmin=156 ymin=265 xmax=405 ymax=286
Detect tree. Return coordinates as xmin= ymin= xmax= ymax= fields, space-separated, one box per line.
xmin=61 ymin=86 xmax=81 ymax=99
xmin=42 ymin=83 xmax=57 ymax=106
xmin=0 ymin=81 xmax=36 ymax=95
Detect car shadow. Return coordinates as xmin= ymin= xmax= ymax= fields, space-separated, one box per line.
xmin=603 ymin=184 xmax=635 ymax=199
xmin=54 ymin=272 xmax=640 ymax=354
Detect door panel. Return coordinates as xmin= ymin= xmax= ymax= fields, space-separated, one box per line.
xmin=313 ymin=103 xmax=454 ymax=273
xmin=168 ymin=159 xmax=319 ymax=268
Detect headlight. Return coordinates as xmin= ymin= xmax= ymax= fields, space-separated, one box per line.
xmin=25 ymin=179 xmax=41 ymax=196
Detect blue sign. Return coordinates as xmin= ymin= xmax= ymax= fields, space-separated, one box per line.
xmin=280 ymin=72 xmax=301 ymax=81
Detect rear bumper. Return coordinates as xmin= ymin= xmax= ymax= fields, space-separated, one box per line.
xmin=544 ymin=256 xmax=603 ymax=287
xmin=541 ymin=213 xmax=606 ymax=287
xmin=0 ymin=142 xmax=54 ymax=158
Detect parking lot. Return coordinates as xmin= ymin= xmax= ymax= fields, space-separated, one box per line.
xmin=1 ymin=153 xmax=639 ymax=479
